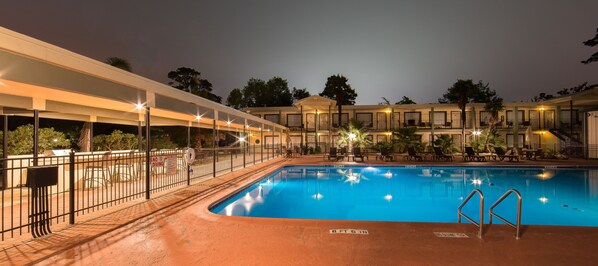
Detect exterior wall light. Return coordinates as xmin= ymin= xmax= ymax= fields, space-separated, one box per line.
xmin=195 ymin=115 xmax=202 ymax=121
xmin=135 ymin=103 xmax=144 ymax=110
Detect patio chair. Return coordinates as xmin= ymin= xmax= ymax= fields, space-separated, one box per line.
xmin=338 ymin=147 xmax=347 ymax=161
xmin=380 ymin=147 xmax=393 ymax=162
xmin=493 ymin=147 xmax=519 ymax=162
xmin=328 ymin=147 xmax=339 ymax=161
xmin=112 ymin=150 xmax=141 ymax=181
xmin=353 ymin=147 xmax=365 ymax=162
xmin=433 ymin=147 xmax=453 ymax=161
xmin=82 ymin=151 xmax=113 ymax=189
xmin=406 ymin=147 xmax=423 ymax=161
xmin=464 ymin=147 xmax=486 ymax=162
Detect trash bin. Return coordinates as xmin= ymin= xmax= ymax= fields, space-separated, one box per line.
xmin=26 ymin=166 xmax=58 ymax=238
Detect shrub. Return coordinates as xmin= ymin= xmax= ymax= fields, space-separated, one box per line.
xmin=5 ymin=125 xmax=70 ymax=155
xmin=151 ymin=134 xmax=177 ymax=150
xmin=93 ymin=130 xmax=139 ymax=151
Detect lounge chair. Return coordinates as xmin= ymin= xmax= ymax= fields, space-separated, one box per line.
xmin=494 ymin=147 xmax=519 ymax=162
xmin=464 ymin=147 xmax=486 ymax=162
xmin=327 ymin=147 xmax=338 ymax=161
xmin=338 ymin=147 xmax=347 ymax=161
xmin=407 ymin=147 xmax=423 ymax=161
xmin=433 ymin=147 xmax=453 ymax=161
xmin=380 ymin=147 xmax=393 ymax=162
xmin=353 ymin=147 xmax=365 ymax=162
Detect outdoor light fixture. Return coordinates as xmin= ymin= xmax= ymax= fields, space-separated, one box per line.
xmin=385 ymin=109 xmax=391 ymax=113
xmin=135 ymin=103 xmax=144 ymax=110
xmin=239 ymin=137 xmax=246 ymax=142
xmin=226 ymin=120 xmax=232 ymax=126
xmin=384 ymin=171 xmax=392 ymax=178
xmin=348 ymin=133 xmax=356 ymax=139
xmin=471 ymin=178 xmax=482 ymax=185
xmin=473 ymin=130 xmax=482 ymax=136
xmin=195 ymin=115 xmax=202 ymax=121
xmin=245 ymin=124 xmax=250 ymax=128
xmin=539 ymin=107 xmax=545 ymax=111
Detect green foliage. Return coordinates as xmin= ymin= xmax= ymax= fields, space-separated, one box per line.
xmin=391 ymin=127 xmax=420 ymax=152
xmin=483 ymin=96 xmax=504 ymax=127
xmin=314 ymin=146 xmax=322 ymax=154
xmin=467 ymin=128 xmax=506 ymax=153
xmin=4 ymin=125 xmax=70 ymax=155
xmin=93 ymin=130 xmax=139 ymax=151
xmin=151 ymin=135 xmax=177 ymax=150
xmin=291 ymin=87 xmax=310 ymax=101
xmin=433 ymin=134 xmax=459 ymax=154
xmin=439 ymin=80 xmax=497 ymax=106
xmin=582 ymin=28 xmax=598 ymax=64
xmin=336 ymin=119 xmax=372 ymax=149
xmin=168 ymin=67 xmax=222 ymax=103
xmin=396 ymin=96 xmax=416 ymax=104
xmin=530 ymin=82 xmax=597 ymax=102
xmin=105 ymin=57 xmax=132 ymax=72
xmin=227 ymin=77 xmax=295 ymax=108
xmin=373 ymin=141 xmax=394 ymax=152
xmin=319 ymin=74 xmax=357 ymax=105
xmin=226 ymin=88 xmax=245 ymax=109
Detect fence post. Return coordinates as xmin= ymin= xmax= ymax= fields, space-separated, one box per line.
xmin=69 ymin=151 xmax=75 ymax=224
xmin=187 ymin=163 xmax=191 ymax=186
xmin=145 ymin=106 xmax=151 ymax=200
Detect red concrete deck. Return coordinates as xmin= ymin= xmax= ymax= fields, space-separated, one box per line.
xmin=2 ymin=156 xmax=598 ymax=265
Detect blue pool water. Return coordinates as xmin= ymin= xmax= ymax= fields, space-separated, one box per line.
xmin=210 ymin=166 xmax=598 ymax=226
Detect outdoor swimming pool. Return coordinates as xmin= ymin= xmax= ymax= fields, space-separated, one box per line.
xmin=210 ymin=166 xmax=598 ymax=226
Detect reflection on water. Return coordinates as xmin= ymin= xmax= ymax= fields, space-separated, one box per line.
xmin=211 ymin=166 xmax=598 ymax=226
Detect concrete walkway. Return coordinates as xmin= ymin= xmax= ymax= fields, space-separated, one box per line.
xmin=2 ymin=156 xmax=598 ymax=265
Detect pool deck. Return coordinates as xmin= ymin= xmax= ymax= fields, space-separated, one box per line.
xmin=2 ymin=156 xmax=598 ymax=265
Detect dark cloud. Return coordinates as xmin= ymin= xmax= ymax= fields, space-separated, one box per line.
xmin=1 ymin=0 xmax=597 ymax=104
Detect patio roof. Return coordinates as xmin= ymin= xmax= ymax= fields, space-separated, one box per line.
xmin=0 ymin=26 xmax=286 ymax=132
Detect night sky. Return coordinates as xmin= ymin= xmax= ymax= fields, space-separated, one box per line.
xmin=1 ymin=1 xmax=597 ymax=104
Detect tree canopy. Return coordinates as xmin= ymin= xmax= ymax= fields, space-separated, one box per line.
xmin=225 ymin=77 xmax=307 ymax=109
xmin=319 ymin=75 xmax=357 ymax=105
xmin=439 ymin=79 xmax=499 ymax=150
xmin=582 ymin=27 xmax=598 ymax=64
xmin=531 ymin=82 xmax=598 ymax=102
xmin=292 ymin=88 xmax=311 ymax=101
xmin=396 ymin=96 xmax=416 ymax=104
xmin=438 ymin=80 xmax=497 ymax=105
xmin=105 ymin=57 xmax=132 ymax=72
xmin=167 ymin=67 xmax=222 ymax=103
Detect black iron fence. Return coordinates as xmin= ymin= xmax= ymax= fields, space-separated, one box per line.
xmin=0 ymin=145 xmax=281 ymax=241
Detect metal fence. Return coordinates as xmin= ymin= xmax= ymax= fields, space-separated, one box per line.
xmin=0 ymin=145 xmax=281 ymax=241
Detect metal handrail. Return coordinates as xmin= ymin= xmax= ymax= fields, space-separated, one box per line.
xmin=489 ymin=189 xmax=522 ymax=239
xmin=457 ymin=189 xmax=484 ymax=238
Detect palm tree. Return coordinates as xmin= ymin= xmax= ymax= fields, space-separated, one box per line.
xmin=336 ymin=120 xmax=371 ymax=150
xmin=483 ymin=96 xmax=504 ymax=148
xmin=105 ymin=57 xmax=132 ymax=72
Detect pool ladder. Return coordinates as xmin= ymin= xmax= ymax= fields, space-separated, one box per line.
xmin=458 ymin=189 xmax=523 ymax=239
xmin=489 ymin=189 xmax=522 ymax=239
xmin=457 ymin=189 xmax=484 ymax=238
